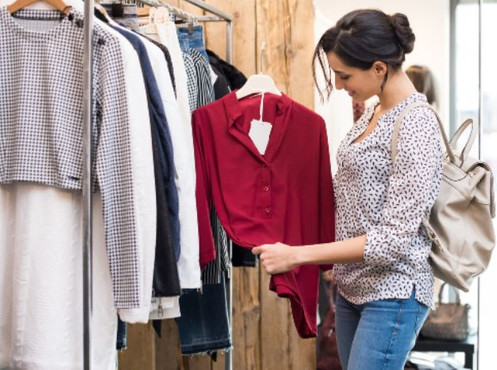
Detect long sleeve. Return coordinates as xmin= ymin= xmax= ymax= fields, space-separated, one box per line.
xmin=110 ymin=33 xmax=157 ymax=322
xmin=192 ymin=110 xmax=216 ymax=267
xmin=154 ymin=24 xmax=203 ymax=288
xmin=141 ymin=38 xmax=201 ymax=288
xmin=95 ymin=33 xmax=156 ymax=312
xmin=363 ymin=107 xmax=443 ymax=268
xmin=318 ymin=122 xmax=335 ymax=270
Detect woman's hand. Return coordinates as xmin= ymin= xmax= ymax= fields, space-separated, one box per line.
xmin=252 ymin=236 xmax=366 ymax=275
xmin=252 ymin=242 xmax=298 ymax=274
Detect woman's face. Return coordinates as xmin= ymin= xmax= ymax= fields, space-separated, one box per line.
xmin=327 ymin=52 xmax=386 ymax=102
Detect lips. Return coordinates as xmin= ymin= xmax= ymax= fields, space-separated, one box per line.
xmin=347 ymin=91 xmax=355 ymax=97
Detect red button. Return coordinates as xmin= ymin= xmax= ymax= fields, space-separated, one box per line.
xmin=263 ymin=186 xmax=270 ymax=192
xmin=264 ymin=207 xmax=271 ymax=214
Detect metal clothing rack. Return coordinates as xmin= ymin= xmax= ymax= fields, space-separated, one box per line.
xmin=81 ymin=1 xmax=233 ymax=369
xmin=82 ymin=0 xmax=94 ymax=368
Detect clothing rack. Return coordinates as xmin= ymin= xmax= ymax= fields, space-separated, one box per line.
xmin=135 ymin=0 xmax=227 ymax=23
xmin=81 ymin=1 xmax=233 ymax=369
xmin=82 ymin=0 xmax=94 ymax=367
xmin=135 ymin=0 xmax=233 ymax=61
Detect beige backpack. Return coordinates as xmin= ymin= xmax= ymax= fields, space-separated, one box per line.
xmin=391 ymin=102 xmax=495 ymax=292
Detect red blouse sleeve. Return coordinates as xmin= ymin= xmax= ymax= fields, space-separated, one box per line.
xmin=192 ymin=109 xmax=216 ymax=268
xmin=318 ymin=120 xmax=335 ymax=271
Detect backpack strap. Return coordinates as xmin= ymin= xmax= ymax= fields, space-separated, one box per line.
xmin=449 ymin=118 xmax=477 ymax=164
xmin=391 ymin=101 xmax=455 ymax=165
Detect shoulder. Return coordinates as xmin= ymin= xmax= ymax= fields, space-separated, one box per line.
xmin=393 ymin=96 xmax=443 ymax=156
xmin=290 ymin=99 xmax=326 ymax=126
xmin=91 ymin=19 xmax=123 ymax=51
xmin=397 ymin=94 xmax=439 ymax=134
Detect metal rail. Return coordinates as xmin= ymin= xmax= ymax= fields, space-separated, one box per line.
xmin=82 ymin=0 xmax=94 ymax=367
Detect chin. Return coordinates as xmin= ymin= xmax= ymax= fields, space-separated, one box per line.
xmin=356 ymin=93 xmax=376 ymax=102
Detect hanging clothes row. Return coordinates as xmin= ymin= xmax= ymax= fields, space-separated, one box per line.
xmin=0 ymin=0 xmax=239 ymax=367
xmin=1 ymin=0 xmax=336 ymax=368
xmin=99 ymin=2 xmax=243 ymax=358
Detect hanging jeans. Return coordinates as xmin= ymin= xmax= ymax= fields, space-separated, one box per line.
xmin=334 ymin=288 xmax=429 ymax=370
xmin=176 ymin=25 xmax=209 ymax=63
xmin=175 ymin=272 xmax=231 ymax=354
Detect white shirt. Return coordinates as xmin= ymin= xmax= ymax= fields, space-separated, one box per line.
xmin=149 ymin=23 xmax=202 ymax=290
xmin=334 ymin=93 xmax=443 ymax=308
xmin=113 ymin=25 xmax=156 ymax=323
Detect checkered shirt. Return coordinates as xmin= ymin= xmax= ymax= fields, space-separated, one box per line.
xmin=202 ymin=209 xmax=231 ymax=284
xmin=182 ymin=52 xmax=197 ymax=112
xmin=190 ymin=48 xmax=214 ymax=107
xmin=0 ymin=7 xmax=143 ymax=308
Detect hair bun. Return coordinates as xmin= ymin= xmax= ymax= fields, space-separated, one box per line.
xmin=390 ymin=13 xmax=415 ymax=54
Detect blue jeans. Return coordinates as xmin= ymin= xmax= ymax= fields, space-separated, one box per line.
xmin=175 ymin=273 xmax=231 ymax=354
xmin=335 ymin=289 xmax=429 ymax=370
xmin=177 ymin=25 xmax=209 ymax=62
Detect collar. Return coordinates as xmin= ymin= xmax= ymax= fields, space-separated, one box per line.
xmin=223 ymin=90 xmax=291 ymax=127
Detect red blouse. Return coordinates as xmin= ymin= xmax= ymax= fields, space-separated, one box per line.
xmin=192 ymin=91 xmax=335 ymax=337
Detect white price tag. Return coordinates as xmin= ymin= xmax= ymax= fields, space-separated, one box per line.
xmin=249 ymin=119 xmax=272 ymax=155
xmin=149 ymin=297 xmax=175 ymax=319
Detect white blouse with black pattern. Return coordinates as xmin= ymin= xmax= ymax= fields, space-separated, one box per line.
xmin=333 ymin=92 xmax=443 ymax=308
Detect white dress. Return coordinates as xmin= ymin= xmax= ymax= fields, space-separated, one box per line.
xmin=0 ymin=184 xmax=117 ymax=369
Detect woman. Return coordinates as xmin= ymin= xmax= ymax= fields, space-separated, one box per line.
xmin=253 ymin=9 xmax=443 ymax=370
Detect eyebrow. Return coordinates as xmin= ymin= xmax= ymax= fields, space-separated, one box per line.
xmin=332 ymin=69 xmax=347 ymax=75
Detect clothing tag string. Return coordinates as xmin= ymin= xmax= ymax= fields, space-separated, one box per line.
xmin=259 ymin=92 xmax=265 ymax=121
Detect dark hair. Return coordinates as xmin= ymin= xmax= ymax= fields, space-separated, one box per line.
xmin=406 ymin=65 xmax=436 ymax=105
xmin=313 ymin=9 xmax=415 ymax=100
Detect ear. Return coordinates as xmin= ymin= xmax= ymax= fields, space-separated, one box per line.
xmin=372 ymin=61 xmax=388 ymax=76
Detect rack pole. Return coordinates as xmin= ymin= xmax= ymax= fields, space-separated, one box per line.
xmin=183 ymin=0 xmax=232 ymax=21
xmin=226 ymin=19 xmax=233 ymax=64
xmin=225 ymin=19 xmax=233 ymax=370
xmin=82 ymin=0 xmax=95 ymax=367
xmin=476 ymin=0 xmax=482 ymax=368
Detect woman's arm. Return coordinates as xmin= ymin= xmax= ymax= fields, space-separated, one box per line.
xmin=252 ymin=235 xmax=366 ymax=275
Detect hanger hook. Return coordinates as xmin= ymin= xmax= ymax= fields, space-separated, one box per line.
xmin=260 ymin=41 xmax=266 ymax=74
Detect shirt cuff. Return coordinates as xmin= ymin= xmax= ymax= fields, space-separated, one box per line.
xmin=363 ymin=229 xmax=382 ymax=266
xmin=118 ymin=303 xmax=151 ymax=324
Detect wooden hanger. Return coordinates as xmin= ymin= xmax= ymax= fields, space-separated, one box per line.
xmin=236 ymin=42 xmax=281 ymax=99
xmin=94 ymin=3 xmax=111 ymax=22
xmin=8 ymin=0 xmax=73 ymax=16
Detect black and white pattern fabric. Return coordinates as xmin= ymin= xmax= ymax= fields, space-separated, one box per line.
xmin=189 ymin=48 xmax=214 ymax=107
xmin=0 ymin=7 xmax=148 ymax=309
xmin=333 ymin=93 xmax=443 ymax=308
xmin=202 ymin=209 xmax=231 ymax=284
xmin=182 ymin=53 xmax=197 ymax=113
xmin=189 ymin=47 xmax=229 ymax=284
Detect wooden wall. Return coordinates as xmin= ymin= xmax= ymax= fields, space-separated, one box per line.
xmin=118 ymin=1 xmax=316 ymax=369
